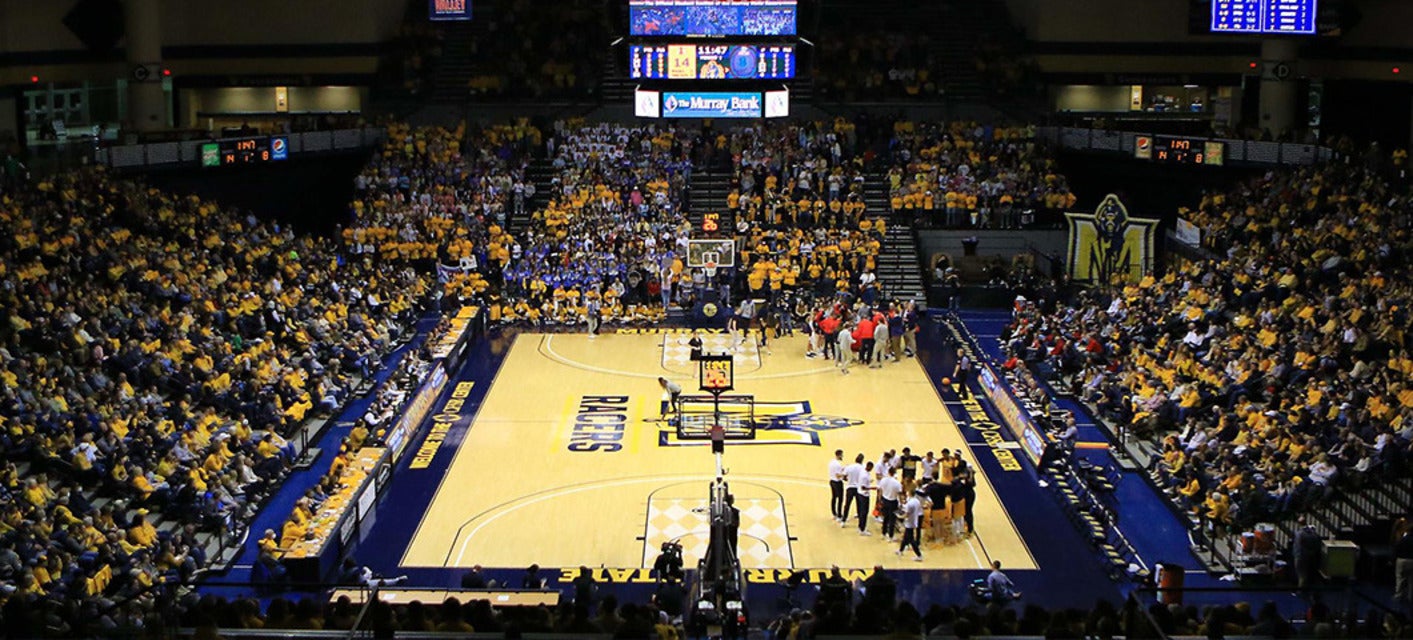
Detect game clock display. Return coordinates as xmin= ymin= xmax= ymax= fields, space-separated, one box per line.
xmin=700 ymin=210 xmax=737 ymax=235
xmin=699 ymin=356 xmax=734 ymax=392
xmin=630 ymin=44 xmax=795 ymax=80
xmin=1134 ymin=136 xmax=1226 ymax=166
xmin=200 ymin=136 xmax=289 ymax=167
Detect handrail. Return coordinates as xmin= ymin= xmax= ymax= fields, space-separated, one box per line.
xmin=347 ymin=583 xmax=378 ymax=640
xmin=1128 ymin=589 xmax=1171 ymax=640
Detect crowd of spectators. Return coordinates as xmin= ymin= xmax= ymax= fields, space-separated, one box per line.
xmin=456 ymin=0 xmax=608 ymax=100
xmin=491 ymin=121 xmax=693 ymax=325
xmin=1002 ymin=155 xmax=1413 ymax=531
xmin=882 ymin=121 xmax=1074 ymax=229
xmin=345 ymin=117 xmax=1078 ymax=331
xmin=706 ymin=121 xmax=887 ymax=308
xmin=346 ymin=120 xmax=704 ymax=327
xmin=971 ymin=32 xmax=1041 ymax=100
xmin=382 ymin=15 xmax=443 ymax=99
xmin=816 ymin=32 xmax=943 ymax=102
xmin=114 ymin=567 xmax=1411 ymax=639
xmin=345 ymin=120 xmax=539 ymax=263
xmin=0 ymin=167 xmax=429 ymax=634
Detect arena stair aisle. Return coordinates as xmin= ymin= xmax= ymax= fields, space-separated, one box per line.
xmin=863 ymin=170 xmax=892 ymax=219
xmin=687 ymin=169 xmax=733 ymax=229
xmin=599 ymin=54 xmax=633 ymax=105
xmin=932 ymin=1 xmax=990 ymax=100
xmin=875 ymin=222 xmax=926 ymax=304
xmin=513 ymin=157 xmax=556 ymax=235
xmin=865 ymin=170 xmax=929 ymax=303
xmin=429 ymin=16 xmax=494 ymax=104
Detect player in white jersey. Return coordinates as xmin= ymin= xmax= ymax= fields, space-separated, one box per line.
xmin=840 ymin=453 xmax=864 ymax=525
xmin=897 ymin=490 xmax=924 ymax=560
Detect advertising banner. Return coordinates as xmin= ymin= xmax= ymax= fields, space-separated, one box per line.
xmin=1175 ymin=217 xmax=1202 ymax=247
xmin=662 ymin=91 xmax=762 ymax=118
xmin=1065 ymin=194 xmax=1160 ymax=284
xmin=430 ymin=0 xmax=472 ymax=21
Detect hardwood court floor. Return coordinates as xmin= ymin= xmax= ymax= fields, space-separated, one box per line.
xmin=401 ymin=331 xmax=1036 ymax=572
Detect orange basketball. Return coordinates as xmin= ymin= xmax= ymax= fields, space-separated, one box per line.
xmin=942 ymin=377 xmax=952 ymax=386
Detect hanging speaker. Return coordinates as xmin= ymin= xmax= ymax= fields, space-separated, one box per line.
xmin=63 ymin=0 xmax=125 ymax=52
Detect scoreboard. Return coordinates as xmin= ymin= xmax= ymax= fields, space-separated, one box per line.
xmin=1134 ymin=136 xmax=1226 ymax=166
xmin=200 ymin=136 xmax=289 ymax=167
xmin=630 ymin=43 xmax=795 ymax=80
xmin=699 ymin=354 xmax=734 ymax=392
xmin=1210 ymin=0 xmax=1316 ymax=34
xmin=626 ymin=0 xmax=800 ymax=120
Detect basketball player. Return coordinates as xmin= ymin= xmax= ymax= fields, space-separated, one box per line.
xmin=950 ymin=471 xmax=969 ymax=542
xmin=828 ymin=450 xmax=846 ymax=522
xmin=898 ymin=489 xmax=924 ymax=561
xmin=957 ymin=457 xmax=977 ymax=537
xmin=923 ymin=477 xmax=950 ymax=545
xmin=658 ymin=377 xmax=683 ymax=420
xmin=878 ymin=467 xmax=902 ymax=541
xmin=898 ymin=447 xmax=920 ymax=497
xmin=875 ymin=450 xmax=896 ymax=479
xmin=840 ymin=453 xmax=864 ymax=525
xmin=938 ymin=449 xmax=957 ymax=486
xmin=920 ymin=451 xmax=938 ymax=482
xmin=853 ymin=461 xmax=875 ymax=536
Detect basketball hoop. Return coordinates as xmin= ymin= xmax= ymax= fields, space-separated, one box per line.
xmin=705 ymin=261 xmax=718 ymax=279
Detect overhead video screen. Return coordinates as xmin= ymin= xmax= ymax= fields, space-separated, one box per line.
xmin=630 ymin=44 xmax=795 ymax=80
xmin=629 ymin=1 xmax=797 ymax=37
xmin=1210 ymin=0 xmax=1317 ymax=34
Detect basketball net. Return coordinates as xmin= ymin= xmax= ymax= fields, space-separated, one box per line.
xmin=705 ymin=262 xmax=718 ymax=279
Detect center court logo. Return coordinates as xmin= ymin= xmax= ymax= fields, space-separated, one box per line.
xmin=652 ymin=399 xmax=863 ymax=447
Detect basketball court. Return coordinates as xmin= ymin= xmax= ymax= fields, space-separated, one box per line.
xmin=400 ymin=331 xmax=1036 ymax=573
